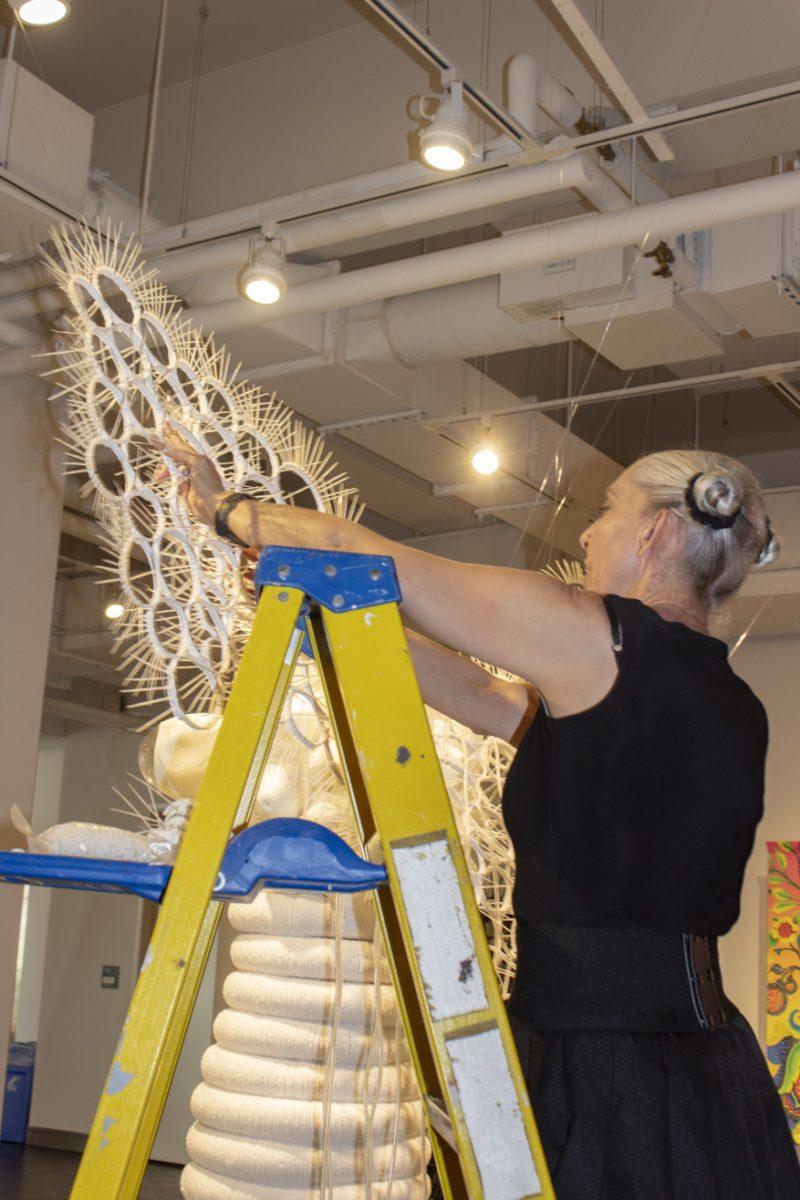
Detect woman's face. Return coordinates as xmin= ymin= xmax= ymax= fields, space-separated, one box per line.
xmin=579 ymin=473 xmax=651 ymax=596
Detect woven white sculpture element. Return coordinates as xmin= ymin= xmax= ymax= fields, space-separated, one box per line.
xmin=45 ymin=225 xmax=361 ymax=725
xmin=43 ymin=225 xmax=517 ymax=1199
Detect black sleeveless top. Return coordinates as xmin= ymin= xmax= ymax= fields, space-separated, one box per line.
xmin=501 ymin=594 xmax=768 ymax=938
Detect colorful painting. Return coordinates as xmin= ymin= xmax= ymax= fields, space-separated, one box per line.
xmin=767 ymin=841 xmax=800 ymax=1144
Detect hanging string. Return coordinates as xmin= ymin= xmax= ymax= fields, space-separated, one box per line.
xmin=140 ymin=0 xmax=170 ymax=237
xmin=179 ymin=3 xmax=210 ymax=235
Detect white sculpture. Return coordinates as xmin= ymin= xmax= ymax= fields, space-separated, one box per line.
xmin=42 ymin=223 xmax=518 ymax=1198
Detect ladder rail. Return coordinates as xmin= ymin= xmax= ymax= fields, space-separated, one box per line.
xmin=317 ymin=596 xmax=553 ymax=1200
xmin=69 ymin=588 xmax=305 ymax=1199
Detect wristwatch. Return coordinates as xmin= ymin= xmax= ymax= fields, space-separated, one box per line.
xmin=214 ymin=492 xmax=251 ymax=548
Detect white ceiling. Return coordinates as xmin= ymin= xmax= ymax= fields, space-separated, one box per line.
xmin=11 ymin=0 xmax=413 ymax=111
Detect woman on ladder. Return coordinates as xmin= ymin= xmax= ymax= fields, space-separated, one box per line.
xmin=161 ymin=431 xmax=800 ymax=1200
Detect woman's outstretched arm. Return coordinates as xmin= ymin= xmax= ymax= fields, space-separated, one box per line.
xmin=159 ymin=432 xmax=613 ymax=710
xmin=405 ymin=629 xmax=538 ymax=746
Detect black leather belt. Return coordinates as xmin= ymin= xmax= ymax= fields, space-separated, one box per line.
xmin=508 ymin=925 xmax=738 ymax=1033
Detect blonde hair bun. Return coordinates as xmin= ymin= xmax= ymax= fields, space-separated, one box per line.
xmin=690 ymin=471 xmax=743 ymax=523
xmin=627 ymin=449 xmax=776 ymax=606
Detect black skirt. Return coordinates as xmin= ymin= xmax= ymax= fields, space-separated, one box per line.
xmin=508 ymin=1010 xmax=800 ymax=1200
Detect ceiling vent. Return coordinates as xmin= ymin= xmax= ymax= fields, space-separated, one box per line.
xmin=0 ymin=60 xmax=93 ymax=251
xmin=498 ymin=244 xmax=637 ymax=322
xmin=706 ymin=212 xmax=800 ymax=337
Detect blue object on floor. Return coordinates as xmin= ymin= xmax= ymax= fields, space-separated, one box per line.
xmin=0 ymin=819 xmax=387 ymax=904
xmin=1 ymin=1043 xmax=36 ymax=1144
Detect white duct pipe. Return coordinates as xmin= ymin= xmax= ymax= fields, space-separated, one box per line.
xmin=0 ymin=318 xmax=38 ymax=348
xmin=61 ymin=509 xmax=105 ymax=549
xmin=279 ymin=154 xmax=606 ymax=253
xmin=141 ymin=149 xmax=526 ymax=256
xmin=143 ymin=154 xmax=604 ymax=285
xmin=507 ymin=54 xmax=540 ymax=136
xmin=5 ymin=169 xmax=800 ymax=382
xmin=187 ymin=170 xmax=800 ymax=333
xmin=0 ymin=344 xmax=44 ymax=378
xmin=508 ymin=54 xmax=583 ymax=131
xmin=0 ymin=288 xmax=62 ymax=322
xmin=0 ymin=154 xmax=613 ymax=312
xmin=601 ymin=145 xmax=669 ymax=205
xmin=0 ymin=261 xmax=48 ymax=300
xmin=346 ymin=276 xmax=569 ymax=365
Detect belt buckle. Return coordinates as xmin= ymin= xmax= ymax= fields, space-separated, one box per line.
xmin=683 ymin=934 xmax=727 ymax=1032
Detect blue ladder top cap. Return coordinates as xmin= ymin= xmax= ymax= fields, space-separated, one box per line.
xmin=255 ymin=546 xmax=402 ymax=612
xmin=0 ymin=820 xmax=387 ymax=904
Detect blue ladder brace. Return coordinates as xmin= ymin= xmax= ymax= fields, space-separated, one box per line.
xmin=0 ymin=818 xmax=388 ymax=904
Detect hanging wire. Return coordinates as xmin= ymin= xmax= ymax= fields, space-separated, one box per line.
xmin=140 ymin=0 xmax=170 ymax=237
xmin=179 ymin=3 xmax=210 ymax=234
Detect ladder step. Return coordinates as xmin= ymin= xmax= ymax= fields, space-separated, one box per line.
xmin=0 ymin=819 xmax=388 ymax=903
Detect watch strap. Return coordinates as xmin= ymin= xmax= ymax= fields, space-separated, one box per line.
xmin=214 ymin=492 xmax=251 ymax=547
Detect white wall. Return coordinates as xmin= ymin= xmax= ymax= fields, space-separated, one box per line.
xmin=25 ymin=724 xmax=219 ymax=1164
xmin=13 ymin=734 xmax=67 ymax=1044
xmin=720 ymin=635 xmax=800 ymax=1043
xmin=0 ymin=382 xmax=63 ymax=1104
xmin=29 ymin=728 xmax=146 ymax=1133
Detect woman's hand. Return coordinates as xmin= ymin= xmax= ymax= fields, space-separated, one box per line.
xmin=154 ymin=429 xmax=228 ymax=528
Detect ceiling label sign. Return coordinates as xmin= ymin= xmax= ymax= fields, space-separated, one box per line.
xmin=544 ymin=257 xmax=577 ymax=276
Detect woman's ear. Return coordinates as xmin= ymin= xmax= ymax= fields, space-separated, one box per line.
xmin=636 ymin=508 xmax=670 ymax=558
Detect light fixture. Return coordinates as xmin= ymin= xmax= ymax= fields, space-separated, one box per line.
xmin=10 ymin=0 xmax=70 ymax=25
xmin=472 ymin=440 xmax=500 ymax=476
xmin=105 ymin=601 xmax=124 ymax=619
xmin=238 ymin=236 xmax=286 ymax=306
xmin=418 ymin=79 xmax=472 ymax=173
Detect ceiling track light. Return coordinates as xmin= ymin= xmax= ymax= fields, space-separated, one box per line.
xmin=238 ymin=234 xmax=287 ymax=306
xmin=417 ymin=76 xmax=473 ymax=173
xmin=9 ymin=0 xmax=70 ymax=25
xmin=471 ymin=425 xmax=501 ymax=476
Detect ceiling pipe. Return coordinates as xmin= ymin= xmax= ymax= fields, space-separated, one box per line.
xmin=0 ymin=343 xmax=45 ymax=377
xmin=507 ymin=53 xmax=583 ymax=136
xmin=186 ymin=169 xmax=800 ymax=334
xmin=0 ymin=153 xmax=615 ymax=312
xmin=61 ymin=509 xmax=106 ymax=549
xmin=130 ymin=153 xmax=610 ymax=289
xmin=277 ymin=154 xmax=612 ymax=254
xmin=0 ymin=317 xmax=38 ymax=348
xmin=42 ymin=695 xmax=135 ymax=730
xmin=349 ymin=275 xmax=570 ymax=365
xmin=4 ymin=169 xmax=800 ymax=382
xmin=141 ymin=148 xmax=528 ymax=257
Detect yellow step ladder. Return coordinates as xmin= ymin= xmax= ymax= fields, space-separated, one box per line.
xmin=68 ymin=545 xmax=555 ymax=1200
